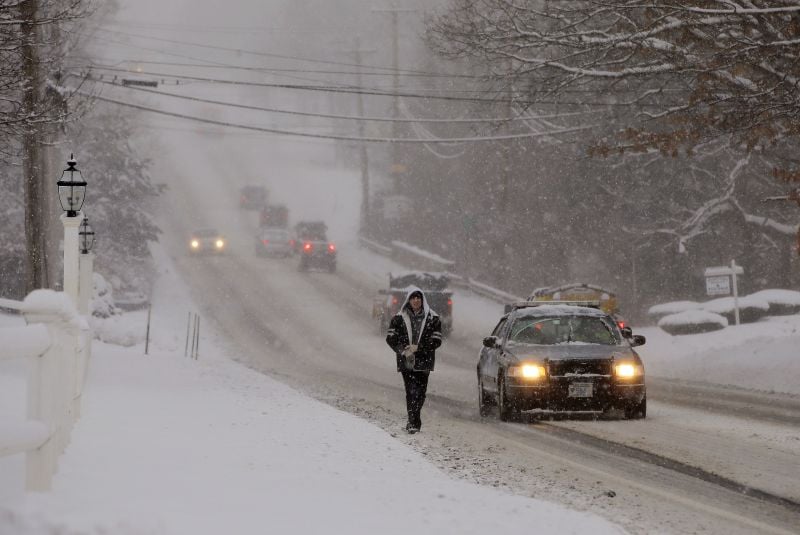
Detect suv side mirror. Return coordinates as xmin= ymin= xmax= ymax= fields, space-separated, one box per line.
xmin=631 ymin=334 xmax=646 ymax=347
xmin=482 ymin=336 xmax=500 ymax=349
xmin=620 ymin=326 xmax=632 ymax=339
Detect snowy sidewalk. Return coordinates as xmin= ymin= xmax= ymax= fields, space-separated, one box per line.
xmin=0 ymin=258 xmax=623 ymax=535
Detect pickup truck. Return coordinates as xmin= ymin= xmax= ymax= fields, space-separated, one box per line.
xmin=373 ymin=271 xmax=453 ymax=337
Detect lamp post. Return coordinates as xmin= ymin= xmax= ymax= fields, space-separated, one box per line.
xmin=57 ymin=155 xmax=86 ymax=217
xmin=78 ymin=216 xmax=95 ymax=315
xmin=57 ymin=155 xmax=86 ymax=306
xmin=79 ymin=216 xmax=95 ymax=254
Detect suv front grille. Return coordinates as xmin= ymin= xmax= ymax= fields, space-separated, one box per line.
xmin=548 ymin=359 xmax=611 ymax=377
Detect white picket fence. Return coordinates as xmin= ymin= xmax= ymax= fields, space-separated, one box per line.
xmin=0 ymin=290 xmax=91 ymax=491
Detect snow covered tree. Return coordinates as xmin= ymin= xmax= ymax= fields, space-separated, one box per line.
xmin=421 ymin=1 xmax=800 ymax=309
xmin=427 ymin=1 xmax=800 ymax=152
xmin=0 ymin=0 xmax=94 ymax=292
xmin=67 ymin=104 xmax=164 ymax=299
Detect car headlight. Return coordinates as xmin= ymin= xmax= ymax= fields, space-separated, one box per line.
xmin=190 ymin=240 xmax=199 ymax=248
xmin=215 ymin=239 xmax=225 ymax=249
xmin=508 ymin=364 xmax=546 ymax=379
xmin=615 ymin=363 xmax=643 ymax=378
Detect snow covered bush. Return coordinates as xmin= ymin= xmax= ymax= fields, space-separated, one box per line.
xmin=91 ymin=272 xmax=120 ymax=319
xmin=89 ymin=273 xmax=143 ymax=347
xmin=702 ymin=296 xmax=770 ymax=324
xmin=647 ymin=301 xmax=702 ymax=323
xmin=658 ymin=310 xmax=728 ymax=336
xmin=747 ymin=290 xmax=800 ymax=316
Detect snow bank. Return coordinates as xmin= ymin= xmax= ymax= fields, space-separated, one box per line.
xmin=748 ymin=289 xmax=800 ymax=315
xmin=647 ymin=301 xmax=702 ymax=320
xmin=657 ymin=310 xmax=728 ymax=335
xmin=702 ymin=295 xmax=770 ymax=324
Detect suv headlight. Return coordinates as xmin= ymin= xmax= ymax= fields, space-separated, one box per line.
xmin=615 ymin=363 xmax=643 ymax=378
xmin=508 ymin=364 xmax=547 ymax=379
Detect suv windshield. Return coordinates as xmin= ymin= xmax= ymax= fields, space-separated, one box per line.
xmin=295 ymin=222 xmax=327 ymax=240
xmin=262 ymin=229 xmax=288 ymax=239
xmin=509 ymin=315 xmax=618 ymax=345
xmin=194 ymin=229 xmax=219 ymax=238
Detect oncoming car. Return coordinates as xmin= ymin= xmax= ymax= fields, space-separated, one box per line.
xmin=188 ymin=228 xmax=227 ymax=255
xmin=477 ymin=301 xmax=646 ymax=421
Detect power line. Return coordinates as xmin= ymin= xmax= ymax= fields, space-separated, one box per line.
xmin=85 ymin=93 xmax=596 ymax=144
xmin=79 ymin=65 xmax=671 ymax=107
xmin=89 ymin=78 xmax=600 ymax=124
xmin=102 ymin=20 xmax=363 ymax=35
xmin=81 ymin=25 xmax=450 ymax=78
xmin=71 ymin=56 xmax=495 ymax=81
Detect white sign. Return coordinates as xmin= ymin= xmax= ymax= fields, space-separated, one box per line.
xmin=703 ymin=260 xmax=744 ymax=325
xmin=705 ymin=275 xmax=730 ymax=296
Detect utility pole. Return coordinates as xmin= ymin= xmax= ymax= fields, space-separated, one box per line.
xmin=372 ymin=6 xmax=416 ymax=191
xmin=342 ymin=38 xmax=377 ymax=236
xmin=21 ymin=0 xmax=47 ymax=293
xmin=353 ymin=37 xmax=374 ymax=236
xmin=496 ymin=61 xmax=515 ymax=286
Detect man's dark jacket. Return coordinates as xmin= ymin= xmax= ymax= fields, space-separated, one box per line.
xmin=385 ymin=286 xmax=443 ymax=372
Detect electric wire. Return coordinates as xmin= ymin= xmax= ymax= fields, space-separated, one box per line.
xmin=84 ymin=92 xmax=597 ymax=144
xmin=89 ymin=78 xmax=600 ymax=124
xmin=77 ymin=65 xmax=674 ymax=108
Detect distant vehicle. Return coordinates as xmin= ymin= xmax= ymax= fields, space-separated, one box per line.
xmin=477 ymin=301 xmax=646 ymax=421
xmin=259 ymin=204 xmax=289 ymax=228
xmin=293 ymin=221 xmax=336 ymax=272
xmin=255 ymin=227 xmax=293 ymax=258
xmin=188 ymin=228 xmax=226 ymax=255
xmin=373 ymin=271 xmax=453 ymax=337
xmin=239 ymin=185 xmax=268 ymax=210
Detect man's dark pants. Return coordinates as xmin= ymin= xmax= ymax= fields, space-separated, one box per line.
xmin=400 ymin=369 xmax=429 ymax=429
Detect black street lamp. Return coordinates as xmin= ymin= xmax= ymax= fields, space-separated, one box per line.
xmin=57 ymin=154 xmax=87 ymax=217
xmin=79 ymin=216 xmax=95 ymax=254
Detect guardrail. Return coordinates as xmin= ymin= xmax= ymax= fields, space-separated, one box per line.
xmin=0 ymin=290 xmax=91 ymax=491
xmin=358 ymin=236 xmax=392 ymax=256
xmin=447 ymin=274 xmax=524 ymax=304
xmin=357 ymin=235 xmax=523 ymax=305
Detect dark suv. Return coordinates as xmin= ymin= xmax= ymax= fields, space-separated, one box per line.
xmin=477 ymin=301 xmax=646 ymax=421
xmin=293 ymin=221 xmax=336 ymax=273
xmin=239 ymin=185 xmax=267 ymax=210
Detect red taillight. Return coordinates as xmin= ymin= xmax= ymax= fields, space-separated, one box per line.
xmin=262 ymin=239 xmax=269 ymax=245
xmin=303 ymin=242 xmax=313 ymax=252
xmin=447 ymin=298 xmax=453 ymax=308
xmin=391 ymin=297 xmax=398 ymax=305
xmin=328 ymin=243 xmax=336 ymax=252
xmin=618 ymin=321 xmax=626 ymax=329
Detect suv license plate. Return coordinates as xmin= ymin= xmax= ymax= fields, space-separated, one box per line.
xmin=568 ymin=382 xmax=593 ymax=398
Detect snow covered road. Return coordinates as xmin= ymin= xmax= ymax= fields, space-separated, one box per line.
xmin=145 ymin=129 xmax=800 ymax=535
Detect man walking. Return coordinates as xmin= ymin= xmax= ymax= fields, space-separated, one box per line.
xmin=386 ymin=286 xmax=443 ymax=434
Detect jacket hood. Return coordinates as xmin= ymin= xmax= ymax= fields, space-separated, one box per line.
xmin=398 ymin=285 xmax=438 ymax=346
xmin=399 ymin=285 xmax=437 ymax=317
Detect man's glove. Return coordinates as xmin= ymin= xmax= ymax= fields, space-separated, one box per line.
xmin=401 ymin=344 xmax=418 ymax=357
xmin=401 ymin=345 xmax=417 ymax=370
